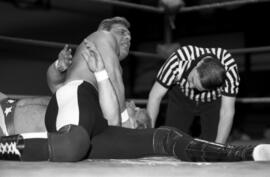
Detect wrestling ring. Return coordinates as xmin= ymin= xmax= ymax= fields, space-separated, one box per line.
xmin=1 ymin=0 xmax=270 ymax=176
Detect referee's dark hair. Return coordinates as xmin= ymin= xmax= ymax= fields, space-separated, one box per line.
xmin=197 ymin=55 xmax=226 ymax=90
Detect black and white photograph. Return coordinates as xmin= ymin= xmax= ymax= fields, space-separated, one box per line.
xmin=1 ymin=0 xmax=270 ymax=176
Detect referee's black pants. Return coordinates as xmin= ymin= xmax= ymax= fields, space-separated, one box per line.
xmin=165 ymin=86 xmax=221 ymax=141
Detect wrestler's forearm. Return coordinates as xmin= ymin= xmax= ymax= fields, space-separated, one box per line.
xmin=111 ymin=78 xmax=126 ymax=112
xmin=100 ymin=51 xmax=126 ymax=112
xmin=108 ymin=69 xmax=126 ymax=113
xmin=47 ymin=62 xmax=66 ymax=93
xmin=97 ymin=76 xmax=121 ymax=126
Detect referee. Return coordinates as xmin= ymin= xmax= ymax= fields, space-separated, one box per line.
xmin=147 ymin=45 xmax=239 ymax=144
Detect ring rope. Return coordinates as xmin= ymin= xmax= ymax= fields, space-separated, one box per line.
xmin=230 ymin=46 xmax=270 ymax=55
xmin=86 ymin=0 xmax=270 ymax=13
xmin=0 ymin=35 xmax=162 ymax=59
xmin=1 ymin=35 xmax=270 ymax=59
xmin=0 ymin=35 xmax=76 ymax=49
xmin=130 ymin=97 xmax=270 ymax=104
xmin=7 ymin=94 xmax=270 ymax=104
xmin=181 ymin=0 xmax=270 ymax=13
xmin=88 ymin=0 xmax=163 ymax=14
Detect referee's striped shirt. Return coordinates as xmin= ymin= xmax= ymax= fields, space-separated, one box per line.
xmin=156 ymin=45 xmax=240 ymax=102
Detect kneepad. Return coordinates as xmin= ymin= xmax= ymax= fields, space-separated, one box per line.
xmin=48 ymin=125 xmax=90 ymax=162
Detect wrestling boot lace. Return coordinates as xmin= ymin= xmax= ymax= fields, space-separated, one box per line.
xmin=183 ymin=138 xmax=255 ymax=162
xmin=0 ymin=135 xmax=24 ymax=160
xmin=226 ymin=144 xmax=254 ymax=161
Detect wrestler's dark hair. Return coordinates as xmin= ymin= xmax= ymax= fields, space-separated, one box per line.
xmin=196 ymin=55 xmax=226 ymax=90
xmin=98 ymin=16 xmax=130 ymax=31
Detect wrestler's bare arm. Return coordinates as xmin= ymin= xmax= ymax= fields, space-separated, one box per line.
xmin=91 ymin=32 xmax=126 ymax=113
xmin=82 ymin=40 xmax=121 ymax=125
xmin=47 ymin=45 xmax=72 ymax=93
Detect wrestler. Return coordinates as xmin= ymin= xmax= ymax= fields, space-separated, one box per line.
xmin=0 ymin=93 xmax=148 ymax=137
xmin=1 ymin=23 xmax=270 ymax=162
xmin=0 ymin=42 xmax=149 ymax=138
xmin=46 ymin=17 xmax=138 ymax=128
xmin=0 ymin=16 xmax=145 ymax=139
xmin=0 ymin=44 xmax=72 ymax=137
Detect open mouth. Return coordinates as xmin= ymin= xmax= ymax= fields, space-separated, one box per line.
xmin=122 ymin=43 xmax=130 ymax=49
xmin=121 ymin=41 xmax=130 ymax=48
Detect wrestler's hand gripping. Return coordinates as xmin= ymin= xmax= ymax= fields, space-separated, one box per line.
xmin=82 ymin=40 xmax=105 ymax=73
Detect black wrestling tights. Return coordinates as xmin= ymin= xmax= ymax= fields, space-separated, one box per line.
xmin=89 ymin=126 xmax=156 ymax=159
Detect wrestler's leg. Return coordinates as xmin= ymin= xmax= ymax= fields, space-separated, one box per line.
xmin=154 ymin=126 xmax=270 ymax=162
xmin=89 ymin=126 xmax=156 ymax=159
xmin=0 ymin=125 xmax=90 ymax=161
xmin=43 ymin=81 xmax=106 ymax=161
xmin=0 ymin=93 xmax=90 ymax=161
xmin=45 ymin=81 xmax=107 ymax=136
xmin=0 ymin=81 xmax=106 ymax=161
xmin=90 ymin=125 xmax=270 ymax=162
xmin=0 ymin=93 xmax=91 ymax=161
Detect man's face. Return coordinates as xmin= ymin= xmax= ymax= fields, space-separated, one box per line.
xmin=126 ymin=101 xmax=151 ymax=129
xmin=110 ymin=24 xmax=131 ymax=61
xmin=187 ymin=67 xmax=205 ymax=92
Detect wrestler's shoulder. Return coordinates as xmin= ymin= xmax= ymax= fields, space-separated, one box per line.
xmin=87 ymin=31 xmax=115 ymax=43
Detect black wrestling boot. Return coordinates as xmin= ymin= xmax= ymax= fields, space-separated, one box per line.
xmin=153 ymin=126 xmax=255 ymax=162
xmin=0 ymin=134 xmax=24 ymax=160
xmin=175 ymin=138 xmax=255 ymax=162
xmin=153 ymin=126 xmax=193 ymax=156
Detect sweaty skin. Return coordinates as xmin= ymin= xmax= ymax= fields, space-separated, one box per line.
xmin=82 ymin=29 xmax=127 ymax=113
xmin=0 ymin=22 xmax=145 ymax=136
xmin=0 ymin=94 xmax=48 ymax=136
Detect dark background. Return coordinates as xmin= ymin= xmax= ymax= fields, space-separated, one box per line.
xmin=1 ymin=0 xmax=270 ymax=139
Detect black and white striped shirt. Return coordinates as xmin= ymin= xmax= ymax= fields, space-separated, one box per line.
xmin=156 ymin=45 xmax=240 ymax=102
